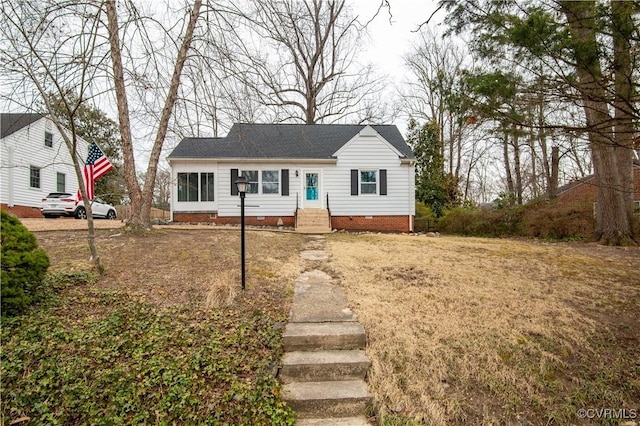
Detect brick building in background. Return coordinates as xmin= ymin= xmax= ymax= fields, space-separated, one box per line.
xmin=556 ymin=159 xmax=640 ymax=212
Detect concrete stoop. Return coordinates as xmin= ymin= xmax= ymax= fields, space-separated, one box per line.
xmin=281 ymin=236 xmax=372 ymax=424
xmin=296 ymin=209 xmax=332 ymax=234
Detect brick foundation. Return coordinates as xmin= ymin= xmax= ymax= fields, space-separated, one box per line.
xmin=330 ymin=215 xmax=412 ymax=233
xmin=172 ymin=212 xmax=295 ymax=228
xmin=1 ymin=204 xmax=44 ymax=218
xmin=172 ymin=212 xmax=413 ymax=232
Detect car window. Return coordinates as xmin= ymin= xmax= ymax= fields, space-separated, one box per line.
xmin=46 ymin=193 xmax=72 ymax=199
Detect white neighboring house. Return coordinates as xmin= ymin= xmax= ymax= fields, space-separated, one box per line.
xmin=167 ymin=123 xmax=416 ymax=232
xmin=1 ymin=113 xmax=88 ymax=218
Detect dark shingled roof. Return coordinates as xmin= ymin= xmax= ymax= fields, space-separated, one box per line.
xmin=168 ymin=123 xmax=414 ymax=160
xmin=1 ymin=113 xmax=43 ymax=139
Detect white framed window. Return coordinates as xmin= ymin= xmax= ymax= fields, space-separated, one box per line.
xmin=262 ymin=170 xmax=279 ymax=194
xmin=241 ymin=170 xmax=259 ymax=194
xmin=200 ymin=173 xmax=214 ymax=201
xmin=56 ymin=172 xmax=66 ymax=192
xmin=30 ymin=166 xmax=41 ymax=188
xmin=360 ymin=170 xmax=377 ymax=194
xmin=177 ymin=172 xmax=198 ymax=201
xmin=45 ymin=132 xmax=53 ymax=147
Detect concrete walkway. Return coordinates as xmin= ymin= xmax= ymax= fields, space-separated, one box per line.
xmin=281 ymin=236 xmax=372 ymax=425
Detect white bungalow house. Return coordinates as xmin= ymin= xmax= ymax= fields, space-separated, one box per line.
xmin=1 ymin=113 xmax=88 ymax=218
xmin=167 ymin=123 xmax=416 ymax=232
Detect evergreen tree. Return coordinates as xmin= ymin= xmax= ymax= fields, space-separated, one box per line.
xmin=407 ymin=118 xmax=461 ymax=216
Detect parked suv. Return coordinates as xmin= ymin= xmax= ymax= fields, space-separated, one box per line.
xmin=41 ymin=193 xmax=117 ymax=219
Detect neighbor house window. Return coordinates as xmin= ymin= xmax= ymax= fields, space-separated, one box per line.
xmin=200 ymin=172 xmax=214 ymax=201
xmin=30 ymin=166 xmax=41 ymax=188
xmin=360 ymin=170 xmax=377 ymax=194
xmin=262 ymin=170 xmax=279 ymax=194
xmin=45 ymin=132 xmax=53 ymax=147
xmin=177 ymin=172 xmax=198 ymax=201
xmin=57 ymin=172 xmax=66 ymax=192
xmin=241 ymin=170 xmax=259 ymax=194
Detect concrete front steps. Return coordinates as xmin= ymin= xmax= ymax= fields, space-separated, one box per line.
xmin=296 ymin=208 xmax=332 ymax=234
xmin=281 ymin=268 xmax=372 ymax=422
xmin=282 ymin=323 xmax=372 ymax=420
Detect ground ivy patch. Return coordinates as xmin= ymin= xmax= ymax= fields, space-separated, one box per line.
xmin=1 ymin=287 xmax=294 ymax=425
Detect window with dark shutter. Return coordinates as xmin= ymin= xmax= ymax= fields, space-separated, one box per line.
xmin=351 ymin=169 xmax=358 ymax=196
xmin=380 ymin=169 xmax=387 ymax=195
xmin=231 ymin=169 xmax=238 ymax=195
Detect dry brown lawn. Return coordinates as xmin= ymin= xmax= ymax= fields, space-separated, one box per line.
xmin=326 ymin=233 xmax=640 ymax=425
xmin=28 ymin=223 xmax=640 ymax=425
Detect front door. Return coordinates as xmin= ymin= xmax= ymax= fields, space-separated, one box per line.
xmin=304 ymin=172 xmax=321 ymax=208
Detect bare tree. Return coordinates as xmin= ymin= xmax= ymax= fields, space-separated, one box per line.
xmin=402 ymin=27 xmax=471 ymax=175
xmin=215 ymin=0 xmax=386 ymax=124
xmin=1 ymin=0 xmax=112 ymax=273
xmin=105 ymin=0 xmax=202 ymax=230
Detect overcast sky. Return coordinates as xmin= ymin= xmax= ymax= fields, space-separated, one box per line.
xmin=352 ymin=0 xmax=441 ymax=80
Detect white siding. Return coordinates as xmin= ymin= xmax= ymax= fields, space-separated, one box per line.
xmin=329 ymin=132 xmax=415 ymax=216
xmin=170 ymin=162 xmax=220 ymax=212
xmin=170 ymin=161 xmax=303 ymax=217
xmin=1 ymin=117 xmax=87 ymax=208
xmin=168 ymin=128 xmax=415 ymax=218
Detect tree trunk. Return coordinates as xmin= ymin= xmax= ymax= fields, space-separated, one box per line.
xmin=105 ymin=0 xmax=142 ymax=227
xmin=106 ymin=1 xmax=202 ymax=230
xmin=449 ymin=111 xmax=454 ymax=175
xmin=529 ymin=133 xmax=538 ymax=199
xmin=549 ymin=146 xmax=559 ymax=199
xmin=611 ymin=0 xmax=637 ymax=236
xmin=503 ymin=127 xmax=514 ymax=196
xmin=537 ymin=92 xmax=553 ymax=199
xmin=512 ymin=125 xmax=523 ymax=205
xmin=561 ymin=0 xmax=635 ymax=245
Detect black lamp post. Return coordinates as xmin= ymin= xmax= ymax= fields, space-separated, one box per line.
xmin=235 ymin=176 xmax=249 ymax=290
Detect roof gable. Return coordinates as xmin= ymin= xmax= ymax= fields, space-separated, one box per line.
xmin=332 ymin=125 xmax=404 ymax=158
xmin=168 ymin=123 xmax=414 ymax=160
xmin=1 ymin=113 xmax=43 ymax=139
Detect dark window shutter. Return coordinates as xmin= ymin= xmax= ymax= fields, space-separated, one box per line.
xmin=231 ymin=169 xmax=238 ymax=195
xmin=281 ymin=169 xmax=289 ymax=196
xmin=351 ymin=169 xmax=358 ymax=196
xmin=380 ymin=169 xmax=387 ymax=195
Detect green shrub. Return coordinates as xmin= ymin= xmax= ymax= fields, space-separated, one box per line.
xmin=414 ymin=202 xmax=439 ymax=232
xmin=1 ymin=211 xmax=50 ymax=316
xmin=438 ymin=205 xmax=524 ymax=237
xmin=438 ymin=207 xmax=482 ymax=235
xmin=521 ymin=200 xmax=595 ymax=240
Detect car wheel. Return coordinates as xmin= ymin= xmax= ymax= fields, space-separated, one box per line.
xmin=106 ymin=210 xmax=116 ymax=220
xmin=75 ymin=207 xmax=87 ymax=219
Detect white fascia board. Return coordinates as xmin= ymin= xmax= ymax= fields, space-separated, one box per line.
xmin=332 ymin=125 xmax=405 ymax=158
xmin=168 ymin=158 xmax=337 ymax=164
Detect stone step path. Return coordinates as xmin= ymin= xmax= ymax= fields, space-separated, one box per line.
xmin=281 ymin=236 xmax=372 ymax=424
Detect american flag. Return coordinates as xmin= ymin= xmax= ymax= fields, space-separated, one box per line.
xmin=78 ymin=142 xmax=113 ymax=200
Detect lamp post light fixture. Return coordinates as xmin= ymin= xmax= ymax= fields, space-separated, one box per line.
xmin=235 ymin=176 xmax=249 ymax=290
